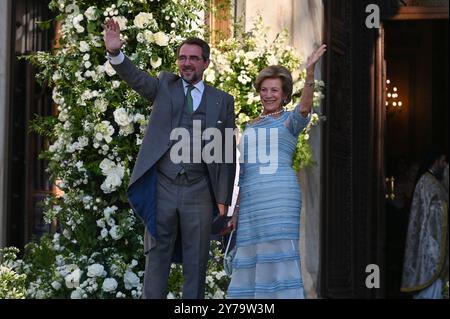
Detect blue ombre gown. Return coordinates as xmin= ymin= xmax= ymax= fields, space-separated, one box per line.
xmin=227 ymin=107 xmax=310 ymax=299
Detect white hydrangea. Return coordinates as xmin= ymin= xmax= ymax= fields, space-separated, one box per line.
xmin=101 ymin=172 xmax=124 ymax=194
xmin=58 ymin=109 xmax=69 ymax=122
xmin=79 ymin=41 xmax=90 ymax=52
xmin=94 ymin=121 xmax=115 ymax=144
xmin=102 ymin=278 xmax=118 ymax=292
xmin=70 ymin=288 xmax=83 ymax=299
xmin=124 ymin=271 xmax=140 ymax=290
xmin=94 ymin=97 xmax=108 ymax=113
xmin=87 ymin=264 xmax=105 ymax=278
xmin=99 ymin=159 xmax=125 ymax=193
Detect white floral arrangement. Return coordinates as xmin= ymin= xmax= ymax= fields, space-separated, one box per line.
xmin=17 ymin=0 xmax=230 ymax=299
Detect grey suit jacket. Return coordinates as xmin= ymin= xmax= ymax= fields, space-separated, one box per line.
xmin=112 ymin=56 xmax=236 ymax=205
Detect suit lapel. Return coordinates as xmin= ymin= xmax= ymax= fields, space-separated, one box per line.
xmin=170 ymin=77 xmax=185 ymax=130
xmin=205 ymin=84 xmax=222 ymax=128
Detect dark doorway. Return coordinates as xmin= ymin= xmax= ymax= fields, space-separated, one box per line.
xmin=384 ymin=19 xmax=449 ymax=298
xmin=7 ymin=0 xmax=54 ymax=249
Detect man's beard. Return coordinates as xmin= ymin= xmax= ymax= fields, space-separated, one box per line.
xmin=181 ymin=68 xmax=200 ymax=84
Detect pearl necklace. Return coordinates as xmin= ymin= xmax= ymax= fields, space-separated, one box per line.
xmin=259 ymin=108 xmax=285 ymax=119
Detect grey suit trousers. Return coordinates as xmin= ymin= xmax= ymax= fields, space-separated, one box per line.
xmin=142 ymin=171 xmax=213 ymax=299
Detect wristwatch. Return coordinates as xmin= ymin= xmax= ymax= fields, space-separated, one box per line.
xmin=107 ymin=49 xmax=121 ymax=57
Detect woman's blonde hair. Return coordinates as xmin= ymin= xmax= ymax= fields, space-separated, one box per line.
xmin=254 ymin=65 xmax=293 ymax=105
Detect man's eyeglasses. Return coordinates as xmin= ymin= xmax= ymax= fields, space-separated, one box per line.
xmin=177 ymin=55 xmax=203 ymax=63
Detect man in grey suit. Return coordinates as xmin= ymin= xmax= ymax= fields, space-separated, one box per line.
xmin=103 ymin=19 xmax=236 ymax=299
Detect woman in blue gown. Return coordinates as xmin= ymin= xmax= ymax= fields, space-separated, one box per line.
xmin=227 ymin=45 xmax=326 ymax=299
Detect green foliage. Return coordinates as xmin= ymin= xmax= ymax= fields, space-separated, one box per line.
xmin=167 ymin=240 xmax=229 ymax=299
xmin=0 ymin=247 xmax=27 ymax=299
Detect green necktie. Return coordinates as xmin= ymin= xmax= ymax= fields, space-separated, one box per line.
xmin=186 ymin=84 xmax=194 ymax=113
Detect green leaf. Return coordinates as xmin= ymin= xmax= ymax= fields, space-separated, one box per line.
xmin=87 ymin=22 xmax=97 ymax=34
xmin=35 ymin=19 xmax=53 ymax=31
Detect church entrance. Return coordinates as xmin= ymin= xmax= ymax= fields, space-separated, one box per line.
xmin=383 ymin=18 xmax=448 ymax=298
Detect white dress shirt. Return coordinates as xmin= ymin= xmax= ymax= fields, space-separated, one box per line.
xmin=182 ymin=79 xmax=204 ymax=112
xmin=107 ymin=51 xmax=205 ymax=111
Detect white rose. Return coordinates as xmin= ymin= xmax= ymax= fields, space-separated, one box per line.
xmin=134 ymin=113 xmax=146 ymax=124
xmin=150 ymin=56 xmax=162 ymax=69
xmin=124 ymin=271 xmax=140 ymax=290
xmin=205 ymin=71 xmax=215 ymax=83
xmin=96 ymin=219 xmax=106 ymax=228
xmin=87 ymin=264 xmax=105 ymax=277
xmin=143 ymin=30 xmax=154 ymax=43
xmin=99 ymin=158 xmax=115 ymax=175
xmin=102 ymin=278 xmax=118 ymax=292
xmin=134 ymin=12 xmax=153 ymax=28
xmin=101 ymin=173 xmax=122 ymax=193
xmin=121 ymin=123 xmax=135 ymax=136
xmin=62 ymin=229 xmax=71 ymax=239
xmin=70 ymin=288 xmax=83 ymax=299
xmin=113 ymin=108 xmax=132 ymax=126
xmin=112 ymin=81 xmax=120 ymax=89
xmin=109 ymin=225 xmax=122 ymax=240
xmin=104 ymin=61 xmax=116 ymax=76
xmin=65 ymin=268 xmax=81 ymax=289
xmin=51 ymin=281 xmax=61 ymax=290
xmin=154 ymin=32 xmax=169 ymax=46
xmin=84 ymin=6 xmax=97 ymax=21
xmin=136 ymin=33 xmax=145 ymax=43
xmin=100 ymin=228 xmax=108 ymax=238
xmin=94 ymin=98 xmax=108 ymax=112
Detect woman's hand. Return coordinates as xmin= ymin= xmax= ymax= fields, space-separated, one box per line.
xmin=102 ymin=19 xmax=125 ymax=54
xmin=305 ymin=44 xmax=327 ymax=73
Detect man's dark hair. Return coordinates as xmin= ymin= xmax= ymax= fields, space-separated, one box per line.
xmin=176 ymin=37 xmax=210 ymax=60
xmin=415 ymin=147 xmax=447 ymax=185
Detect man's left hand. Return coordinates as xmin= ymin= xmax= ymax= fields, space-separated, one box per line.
xmin=217 ymin=203 xmax=226 ymax=216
